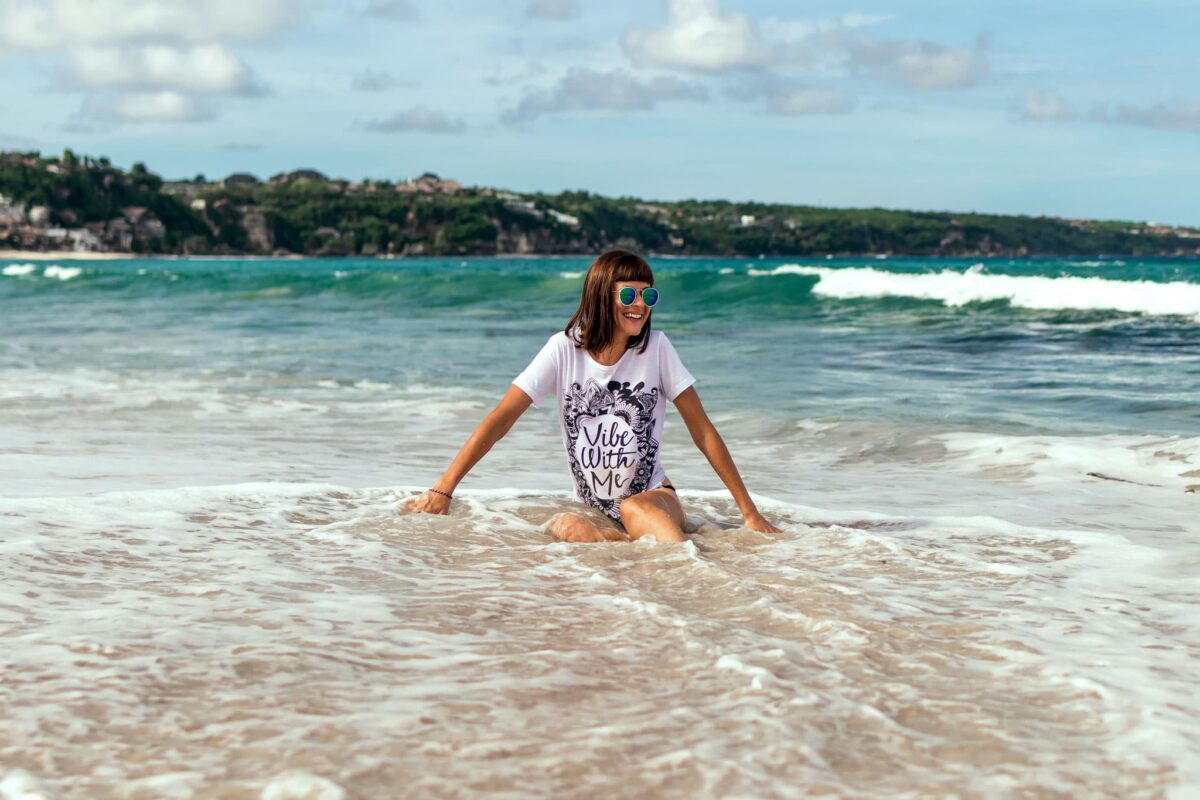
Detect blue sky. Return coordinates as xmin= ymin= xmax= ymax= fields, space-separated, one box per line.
xmin=1 ymin=0 xmax=1199 ymax=224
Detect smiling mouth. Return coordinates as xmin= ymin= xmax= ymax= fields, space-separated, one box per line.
xmin=623 ymin=312 xmax=643 ymax=320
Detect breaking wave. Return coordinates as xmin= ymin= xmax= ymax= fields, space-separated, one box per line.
xmin=753 ymin=264 xmax=1200 ymax=319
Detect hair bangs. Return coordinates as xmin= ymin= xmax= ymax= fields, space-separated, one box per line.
xmin=612 ymin=253 xmax=654 ymax=286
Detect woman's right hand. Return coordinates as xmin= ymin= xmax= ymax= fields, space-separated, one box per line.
xmin=400 ymin=491 xmax=452 ymax=515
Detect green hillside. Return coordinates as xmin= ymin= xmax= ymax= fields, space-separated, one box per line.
xmin=2 ymin=149 xmax=1198 ymax=257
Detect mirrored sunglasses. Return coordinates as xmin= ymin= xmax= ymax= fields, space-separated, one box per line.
xmin=617 ymin=287 xmax=659 ymax=307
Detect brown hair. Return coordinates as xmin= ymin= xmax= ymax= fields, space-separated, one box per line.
xmin=565 ymin=249 xmax=655 ymax=355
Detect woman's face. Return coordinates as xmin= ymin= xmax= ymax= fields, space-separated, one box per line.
xmin=613 ymin=280 xmax=652 ymax=339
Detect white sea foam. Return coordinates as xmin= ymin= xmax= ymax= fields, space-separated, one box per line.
xmin=0 ymin=770 xmax=50 ymax=800
xmin=938 ymin=431 xmax=1200 ymax=487
xmin=559 ymin=270 xmax=584 ymax=279
xmin=0 ymin=483 xmax=1196 ymax=797
xmin=1 ymin=263 xmax=38 ymax=277
xmin=752 ymin=264 xmax=1200 ymax=318
xmin=42 ymin=265 xmax=82 ymax=280
xmin=0 ymin=367 xmax=477 ymax=416
xmin=261 ymin=772 xmax=345 ymax=800
xmin=130 ymin=267 xmax=179 ymax=279
xmin=0 ymin=364 xmax=500 ymax=497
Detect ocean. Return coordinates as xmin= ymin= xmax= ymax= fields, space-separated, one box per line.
xmin=1 ymin=255 xmax=1197 ymax=798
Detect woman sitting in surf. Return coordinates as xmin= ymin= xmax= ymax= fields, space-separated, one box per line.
xmin=405 ymin=249 xmax=781 ymax=542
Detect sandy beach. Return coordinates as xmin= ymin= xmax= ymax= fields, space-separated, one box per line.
xmin=0 ymin=249 xmax=136 ymax=261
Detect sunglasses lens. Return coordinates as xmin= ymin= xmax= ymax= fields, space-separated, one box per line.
xmin=642 ymin=288 xmax=659 ymax=307
xmin=618 ymin=287 xmax=637 ymax=306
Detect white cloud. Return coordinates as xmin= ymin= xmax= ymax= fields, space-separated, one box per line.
xmin=620 ymin=2 xmax=989 ymax=96
xmin=622 ymin=0 xmax=774 ymax=72
xmin=1012 ymin=89 xmax=1077 ymax=122
xmin=80 ymin=90 xmax=216 ymax=123
xmin=501 ymin=67 xmax=707 ymax=123
xmin=846 ymin=34 xmax=990 ymax=90
xmin=760 ymin=12 xmax=892 ymax=50
xmin=362 ymin=107 xmax=466 ymax=134
xmin=0 ymin=0 xmax=292 ymax=126
xmin=767 ymin=87 xmax=852 ymax=115
xmin=0 ymin=0 xmax=297 ymax=48
xmin=114 ymin=90 xmax=209 ymax=121
xmin=70 ymin=44 xmax=259 ymax=94
xmin=526 ymin=0 xmax=578 ymax=21
xmin=727 ymin=79 xmax=852 ymax=115
xmin=1109 ymin=102 xmax=1200 ymax=133
xmin=351 ymin=69 xmax=405 ymax=91
xmin=482 ymin=62 xmax=547 ymax=88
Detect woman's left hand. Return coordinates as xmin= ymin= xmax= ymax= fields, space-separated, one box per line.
xmin=743 ymin=511 xmax=783 ymax=534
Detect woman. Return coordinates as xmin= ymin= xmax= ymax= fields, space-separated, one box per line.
xmin=405 ymin=250 xmax=782 ymax=542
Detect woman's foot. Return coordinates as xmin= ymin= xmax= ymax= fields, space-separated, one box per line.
xmin=546 ymin=512 xmax=629 ymax=543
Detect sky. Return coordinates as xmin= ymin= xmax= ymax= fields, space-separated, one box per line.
xmin=1 ymin=0 xmax=1199 ymax=224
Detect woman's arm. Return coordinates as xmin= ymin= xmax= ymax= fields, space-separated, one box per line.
xmin=672 ymin=387 xmax=782 ymax=533
xmin=403 ymin=385 xmax=533 ymax=515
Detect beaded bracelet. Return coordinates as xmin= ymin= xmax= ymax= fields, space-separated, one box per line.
xmin=428 ymin=488 xmax=453 ymax=499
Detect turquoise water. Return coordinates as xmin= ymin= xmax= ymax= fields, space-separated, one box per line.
xmin=2 ymin=255 xmax=1199 ymax=797
xmin=4 ymin=255 xmax=1199 ymax=436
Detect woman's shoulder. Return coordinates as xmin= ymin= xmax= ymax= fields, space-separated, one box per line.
xmin=645 ymin=330 xmax=688 ymax=362
xmin=646 ymin=329 xmax=674 ymax=348
xmin=541 ymin=329 xmax=578 ymax=357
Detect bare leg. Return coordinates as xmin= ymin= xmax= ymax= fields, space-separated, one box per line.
xmin=546 ymin=512 xmax=629 ymax=543
xmin=619 ymin=488 xmax=687 ymax=543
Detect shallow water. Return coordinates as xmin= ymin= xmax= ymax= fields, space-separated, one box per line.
xmin=1 ymin=256 xmax=1198 ymax=798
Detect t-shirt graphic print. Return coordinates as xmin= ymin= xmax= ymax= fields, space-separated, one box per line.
xmin=563 ymin=378 xmax=659 ymax=520
xmin=513 ymin=330 xmax=695 ymax=523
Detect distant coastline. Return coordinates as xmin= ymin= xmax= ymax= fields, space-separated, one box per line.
xmin=4 ymin=149 xmax=1199 ymax=259
xmin=3 ymin=249 xmax=1193 ymax=263
xmin=0 ymin=249 xmax=134 ymax=260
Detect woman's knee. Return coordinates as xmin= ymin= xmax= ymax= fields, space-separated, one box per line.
xmin=547 ymin=512 xmax=593 ymax=541
xmin=547 ymin=512 xmax=625 ymax=543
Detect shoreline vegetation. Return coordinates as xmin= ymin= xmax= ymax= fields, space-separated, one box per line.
xmin=3 ymin=149 xmax=1199 ymax=260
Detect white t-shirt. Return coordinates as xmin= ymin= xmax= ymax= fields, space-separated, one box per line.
xmin=513 ymin=330 xmax=695 ymax=522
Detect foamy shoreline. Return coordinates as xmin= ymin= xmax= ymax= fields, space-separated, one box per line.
xmin=0 ymin=249 xmax=136 ymax=261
